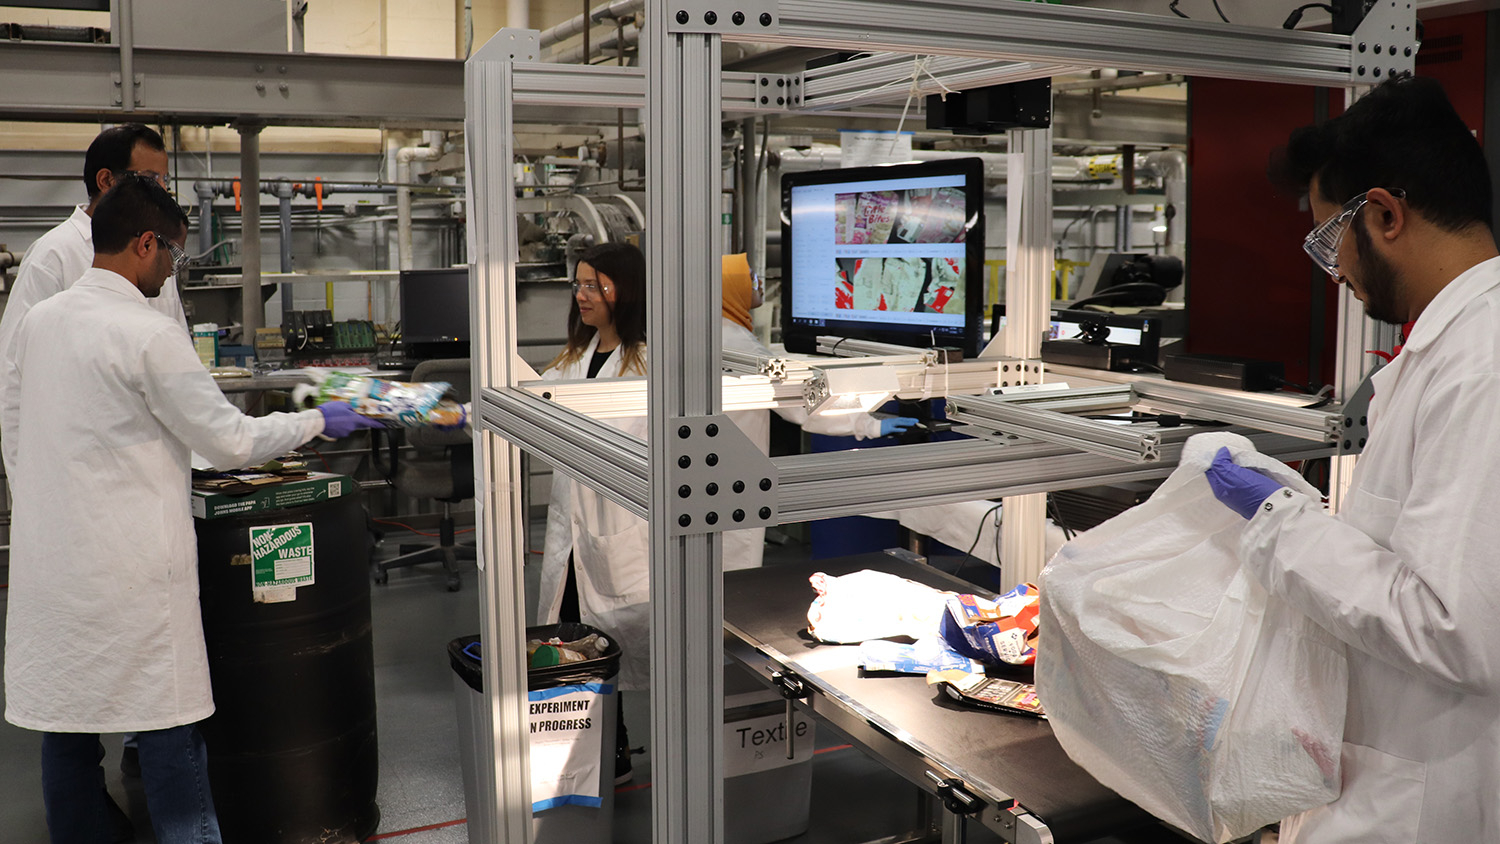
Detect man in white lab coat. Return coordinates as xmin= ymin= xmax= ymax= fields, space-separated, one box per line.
xmin=1205 ymin=76 xmax=1500 ymax=843
xmin=0 ymin=124 xmax=186 ymax=415
xmin=1 ymin=175 xmax=378 ymax=844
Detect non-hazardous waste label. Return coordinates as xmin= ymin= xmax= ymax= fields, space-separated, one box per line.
xmin=249 ymin=522 xmax=316 ymax=592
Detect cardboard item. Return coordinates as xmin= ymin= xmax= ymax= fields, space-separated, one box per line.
xmin=191 ymin=472 xmax=352 ymax=520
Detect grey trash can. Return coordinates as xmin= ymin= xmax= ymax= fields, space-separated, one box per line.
xmin=724 ymin=663 xmax=815 ymax=844
xmin=450 ymin=624 xmax=620 ymax=844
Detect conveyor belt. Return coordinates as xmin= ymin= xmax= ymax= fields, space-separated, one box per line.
xmin=724 ymin=552 xmax=1161 ymax=844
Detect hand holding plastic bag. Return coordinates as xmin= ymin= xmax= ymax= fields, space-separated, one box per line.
xmin=1205 ymin=447 xmax=1285 ymax=519
xmin=1038 ymin=432 xmax=1346 ymax=843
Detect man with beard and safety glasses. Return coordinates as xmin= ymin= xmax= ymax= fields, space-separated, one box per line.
xmin=1203 ymin=75 xmax=1500 ymax=843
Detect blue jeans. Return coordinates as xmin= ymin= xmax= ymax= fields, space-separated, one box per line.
xmin=42 ymin=724 xmax=222 ymax=844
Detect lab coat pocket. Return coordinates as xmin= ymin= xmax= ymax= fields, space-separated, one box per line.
xmin=573 ymin=518 xmax=649 ymax=601
xmin=1340 ymin=487 xmax=1400 ymax=551
xmin=1283 ymin=743 xmax=1425 ymax=843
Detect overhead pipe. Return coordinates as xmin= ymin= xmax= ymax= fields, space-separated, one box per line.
xmin=547 ymin=21 xmax=638 ymax=65
xmin=538 ymin=0 xmax=643 ymax=49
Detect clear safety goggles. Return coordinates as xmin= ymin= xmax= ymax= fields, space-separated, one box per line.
xmin=154 ymin=233 xmax=190 ymax=275
xmin=570 ymin=280 xmax=611 ymax=299
xmin=1303 ymin=188 xmax=1405 ymax=277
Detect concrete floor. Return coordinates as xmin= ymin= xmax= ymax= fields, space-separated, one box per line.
xmin=0 ymin=518 xmax=1035 ymax=844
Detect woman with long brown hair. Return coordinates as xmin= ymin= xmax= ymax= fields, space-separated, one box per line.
xmin=536 ymin=241 xmax=649 ymax=784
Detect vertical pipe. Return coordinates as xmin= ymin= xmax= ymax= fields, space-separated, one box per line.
xmin=118 ymin=0 xmax=135 ymax=112
xmin=238 ymin=124 xmax=264 ymax=338
xmin=278 ymin=185 xmax=296 ymax=325
xmin=506 ymin=0 xmax=528 ymax=28
xmin=197 ymin=185 xmax=215 ymax=259
xmin=581 ymin=0 xmax=591 ymax=63
xmin=736 ymin=118 xmax=755 ymax=257
xmin=397 ymin=154 xmax=414 ymax=271
xmin=1114 ymin=205 xmax=1131 ymax=251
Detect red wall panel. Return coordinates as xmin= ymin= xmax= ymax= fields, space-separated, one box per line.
xmin=1185 ymin=14 xmax=1487 ymax=388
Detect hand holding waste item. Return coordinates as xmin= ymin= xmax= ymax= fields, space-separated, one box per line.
xmin=295 ymin=370 xmax=468 ymax=430
xmin=316 ymin=402 xmax=384 ymax=438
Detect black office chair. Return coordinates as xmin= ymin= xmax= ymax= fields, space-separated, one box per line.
xmin=373 ymin=358 xmax=475 ymax=592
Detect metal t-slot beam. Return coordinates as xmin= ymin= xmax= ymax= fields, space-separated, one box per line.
xmin=759 ymin=0 xmax=1413 ymax=87
xmin=646 ymin=5 xmax=725 ymax=842
xmin=1131 ymin=380 xmax=1342 ymax=443
xmin=464 ymin=30 xmax=540 ymax=844
xmin=946 ymin=394 xmax=1165 ymax=463
xmin=800 ymin=51 xmax=1076 ymax=111
xmin=814 ymin=335 xmax=938 ymax=362
xmin=475 ymin=386 xmax=650 ymax=518
xmin=512 ymin=61 xmax=645 ymax=109
xmin=772 ymin=432 xmax=1335 ymax=522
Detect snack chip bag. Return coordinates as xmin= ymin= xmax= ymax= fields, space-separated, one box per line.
xmin=294 ymin=371 xmax=466 ymax=430
xmin=938 ymin=583 xmax=1041 ymax=667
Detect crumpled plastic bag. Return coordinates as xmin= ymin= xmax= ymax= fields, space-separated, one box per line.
xmin=1037 ymin=431 xmax=1347 ymax=844
xmin=806 ymin=569 xmax=949 ymax=644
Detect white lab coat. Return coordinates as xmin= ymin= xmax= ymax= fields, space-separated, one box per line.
xmin=2 ymin=268 xmax=324 ymax=733
xmin=721 ymin=319 xmax=882 ymax=571
xmin=1240 ymin=256 xmax=1500 ymax=844
xmin=536 ymin=335 xmax=653 ymax=690
xmin=0 ymin=205 xmax=186 ymax=418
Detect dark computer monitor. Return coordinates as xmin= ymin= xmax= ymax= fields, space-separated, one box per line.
xmin=781 ymin=158 xmax=985 ymax=358
xmin=399 ymin=268 xmax=470 ymax=359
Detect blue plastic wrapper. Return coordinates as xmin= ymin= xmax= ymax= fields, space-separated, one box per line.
xmin=858 ymin=637 xmax=984 ymax=675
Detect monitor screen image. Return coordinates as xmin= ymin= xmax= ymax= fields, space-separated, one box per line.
xmin=782 ymin=158 xmax=984 ymax=357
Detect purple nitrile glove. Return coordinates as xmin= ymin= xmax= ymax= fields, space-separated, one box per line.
xmin=1204 ymin=446 xmax=1284 ymax=519
xmin=317 ymin=402 xmax=384 ymax=438
xmin=880 ymin=417 xmax=920 ymax=437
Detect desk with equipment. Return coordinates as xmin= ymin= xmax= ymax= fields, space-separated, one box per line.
xmin=724 ymin=552 xmax=1179 ymax=844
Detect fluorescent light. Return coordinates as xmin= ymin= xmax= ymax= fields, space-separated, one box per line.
xmin=1152 ymin=224 xmax=1168 ymax=233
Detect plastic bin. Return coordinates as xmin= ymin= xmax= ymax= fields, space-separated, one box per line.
xmin=723 ymin=663 xmax=815 ymax=844
xmin=450 ymin=623 xmax=621 ymax=844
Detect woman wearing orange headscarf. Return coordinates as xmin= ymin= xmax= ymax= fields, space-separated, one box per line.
xmin=720 ymin=253 xmax=917 ymax=570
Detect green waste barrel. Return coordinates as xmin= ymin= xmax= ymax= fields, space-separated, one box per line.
xmin=195 ymin=492 xmax=379 ymax=843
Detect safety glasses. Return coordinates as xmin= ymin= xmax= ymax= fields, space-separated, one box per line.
xmin=1303 ymin=188 xmax=1405 ymax=277
xmin=154 ymin=233 xmax=190 ymax=275
xmin=570 ymin=280 xmax=611 ymax=299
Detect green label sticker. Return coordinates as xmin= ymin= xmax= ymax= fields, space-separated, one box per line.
xmin=721 ymin=212 xmax=732 ymax=224
xmin=250 ymin=522 xmax=316 ymax=590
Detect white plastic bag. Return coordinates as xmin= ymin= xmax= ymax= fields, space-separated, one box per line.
xmin=806 ymin=569 xmax=949 ymax=643
xmin=1037 ymin=432 xmax=1347 ymax=843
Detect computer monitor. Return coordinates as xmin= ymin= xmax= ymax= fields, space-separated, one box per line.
xmin=781 ymin=158 xmax=985 ymax=358
xmin=399 ymin=268 xmax=470 ymax=359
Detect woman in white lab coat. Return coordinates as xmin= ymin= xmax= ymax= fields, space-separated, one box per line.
xmin=534 ymin=242 xmax=648 ymax=779
xmin=719 ymin=253 xmax=915 ymax=570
